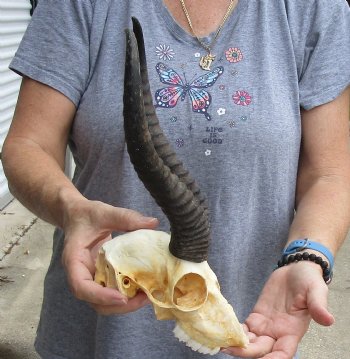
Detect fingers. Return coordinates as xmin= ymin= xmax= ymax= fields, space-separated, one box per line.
xmin=64 ymin=200 xmax=159 ymax=239
xmin=63 ymin=248 xmax=151 ymax=314
xmin=243 ymin=323 xmax=258 ymax=342
xmin=62 ymin=201 xmax=159 ymax=312
xmin=222 ymin=335 xmax=298 ymax=359
xmin=93 ymin=291 xmax=151 ymax=315
xmin=98 ymin=204 xmax=159 ymax=232
xmin=64 ymin=251 xmax=151 ymax=315
xmin=222 ymin=265 xmax=332 ymax=358
xmin=62 ymin=225 xmax=152 ymax=316
xmin=75 ymin=280 xmax=128 ymax=306
xmin=222 ymin=336 xmax=275 ymax=358
xmin=61 ymin=200 xmax=159 ymax=316
xmin=63 ymin=249 xmax=127 ymax=304
xmin=307 ymin=282 xmax=335 ymax=326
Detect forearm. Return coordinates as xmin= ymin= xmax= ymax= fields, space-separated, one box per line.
xmin=288 ymin=173 xmax=350 ymax=256
xmin=287 ymin=88 xmax=350 ymax=258
xmin=2 ymin=138 xmax=85 ymax=229
xmin=2 ymin=78 xmax=89 ymax=228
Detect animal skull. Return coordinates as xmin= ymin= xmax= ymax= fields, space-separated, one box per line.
xmin=95 ymin=229 xmax=248 ymax=354
xmin=94 ymin=17 xmax=249 ymax=354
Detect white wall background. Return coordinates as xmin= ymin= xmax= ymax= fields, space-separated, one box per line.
xmin=0 ymin=0 xmax=31 ymax=209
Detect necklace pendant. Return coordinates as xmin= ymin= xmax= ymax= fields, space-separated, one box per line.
xmin=199 ymin=53 xmax=216 ymax=71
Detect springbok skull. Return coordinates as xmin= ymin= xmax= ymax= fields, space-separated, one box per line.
xmin=94 ymin=18 xmax=248 ymax=354
xmin=95 ymin=230 xmax=248 ymax=354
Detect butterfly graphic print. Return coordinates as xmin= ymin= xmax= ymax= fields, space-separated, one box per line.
xmin=154 ymin=63 xmax=224 ymax=120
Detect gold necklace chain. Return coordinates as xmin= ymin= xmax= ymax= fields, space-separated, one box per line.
xmin=179 ymin=0 xmax=238 ymax=70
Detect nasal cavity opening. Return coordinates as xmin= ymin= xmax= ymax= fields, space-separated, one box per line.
xmin=173 ymin=273 xmax=207 ymax=311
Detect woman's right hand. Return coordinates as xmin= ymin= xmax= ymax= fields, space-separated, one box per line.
xmin=61 ymin=195 xmax=159 ymax=315
xmin=2 ymin=77 xmax=158 ymax=315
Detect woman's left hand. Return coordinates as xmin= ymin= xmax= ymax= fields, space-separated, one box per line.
xmin=222 ymin=262 xmax=334 ymax=358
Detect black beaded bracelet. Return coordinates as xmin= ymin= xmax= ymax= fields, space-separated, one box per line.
xmin=275 ymin=251 xmax=332 ymax=284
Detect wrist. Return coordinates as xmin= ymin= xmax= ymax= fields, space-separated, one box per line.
xmin=278 ymin=257 xmax=324 ymax=278
xmin=276 ymin=239 xmax=334 ymax=284
xmin=58 ymin=186 xmax=89 ymax=230
xmin=283 ymin=239 xmax=334 ymax=269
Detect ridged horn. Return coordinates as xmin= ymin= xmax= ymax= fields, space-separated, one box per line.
xmin=131 ymin=19 xmax=208 ymax=212
xmin=123 ymin=17 xmax=210 ymax=262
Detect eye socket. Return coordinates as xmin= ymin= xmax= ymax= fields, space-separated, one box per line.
xmin=173 ymin=273 xmax=207 ymax=310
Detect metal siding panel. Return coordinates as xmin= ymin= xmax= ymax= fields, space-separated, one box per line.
xmin=0 ymin=1 xmax=31 ymax=9
xmin=0 ymin=0 xmax=31 ymax=208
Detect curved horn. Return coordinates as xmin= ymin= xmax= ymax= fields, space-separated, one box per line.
xmin=123 ymin=18 xmax=210 ymax=262
xmin=131 ymin=18 xmax=208 ymax=211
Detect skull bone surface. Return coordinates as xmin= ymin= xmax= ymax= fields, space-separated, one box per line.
xmin=95 ymin=229 xmax=248 ymax=354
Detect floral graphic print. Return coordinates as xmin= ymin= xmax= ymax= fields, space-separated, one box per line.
xmin=225 ymin=47 xmax=243 ymax=63
xmin=175 ymin=138 xmax=185 ymax=147
xmin=155 ymin=44 xmax=175 ymax=60
xmin=217 ymin=108 xmax=226 ymax=116
xmin=232 ymin=90 xmax=252 ymax=106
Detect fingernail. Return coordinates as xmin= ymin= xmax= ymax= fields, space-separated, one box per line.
xmin=113 ymin=297 xmax=128 ymax=305
xmin=145 ymin=217 xmax=158 ymax=223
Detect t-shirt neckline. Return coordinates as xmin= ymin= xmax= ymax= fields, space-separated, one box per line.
xmin=154 ymin=0 xmax=248 ymax=47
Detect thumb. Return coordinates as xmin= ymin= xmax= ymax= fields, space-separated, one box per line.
xmin=307 ymin=282 xmax=335 ymax=326
xmin=106 ymin=206 xmax=159 ymax=232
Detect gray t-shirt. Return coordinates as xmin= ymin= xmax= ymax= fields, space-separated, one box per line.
xmin=10 ymin=0 xmax=350 ymax=358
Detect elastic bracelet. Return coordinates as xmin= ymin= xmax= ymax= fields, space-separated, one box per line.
xmin=275 ymin=251 xmax=332 ymax=284
xmin=276 ymin=239 xmax=334 ymax=284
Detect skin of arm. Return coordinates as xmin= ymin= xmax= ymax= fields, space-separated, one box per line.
xmin=2 ymin=77 xmax=77 ymax=226
xmin=223 ymin=88 xmax=350 ymax=359
xmin=2 ymin=77 xmax=158 ymax=313
xmin=288 ymin=86 xmax=350 ymax=254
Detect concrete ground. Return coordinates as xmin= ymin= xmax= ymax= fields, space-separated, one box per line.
xmin=0 ymin=200 xmax=349 ymax=359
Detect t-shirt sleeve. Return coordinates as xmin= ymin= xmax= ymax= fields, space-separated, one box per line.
xmin=9 ymin=0 xmax=94 ymax=107
xmin=296 ymin=0 xmax=350 ymax=110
